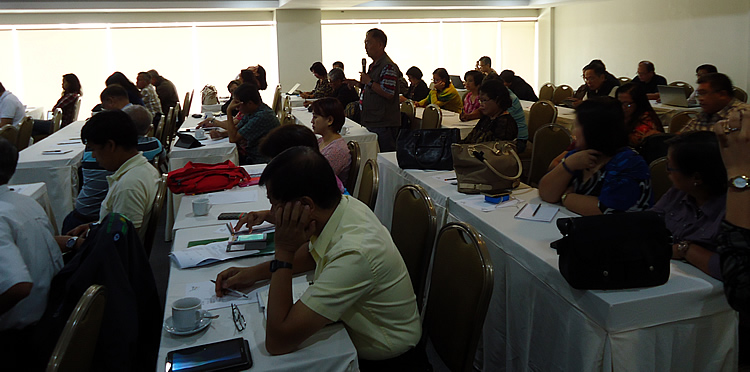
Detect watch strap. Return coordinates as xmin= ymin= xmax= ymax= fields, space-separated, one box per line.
xmin=270 ymin=259 xmax=293 ymax=273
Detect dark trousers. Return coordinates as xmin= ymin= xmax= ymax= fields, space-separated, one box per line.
xmin=32 ymin=120 xmax=52 ymax=137
xmin=369 ymin=126 xmax=400 ymax=153
xmin=62 ymin=209 xmax=98 ymax=235
xmin=359 ymin=341 xmax=432 ymax=372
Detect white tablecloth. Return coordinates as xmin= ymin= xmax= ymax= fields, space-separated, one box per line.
xmin=9 ymin=120 xmax=86 ymax=232
xmin=414 ymin=107 xmax=477 ymax=139
xmin=157 ymin=225 xmax=358 ymax=372
xmin=24 ymin=106 xmax=44 ymax=120
xmin=11 ymin=182 xmax=58 ymax=234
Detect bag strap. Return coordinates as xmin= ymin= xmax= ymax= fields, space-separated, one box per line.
xmin=470 ymin=143 xmax=523 ymax=180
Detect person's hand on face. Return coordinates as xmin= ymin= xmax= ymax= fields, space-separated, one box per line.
xmin=273 ymin=201 xmax=317 ymax=255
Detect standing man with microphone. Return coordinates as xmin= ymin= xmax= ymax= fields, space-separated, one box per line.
xmin=357 ymin=28 xmax=403 ymax=152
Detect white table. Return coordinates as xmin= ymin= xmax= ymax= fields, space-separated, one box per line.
xmin=157 ymin=225 xmax=358 ymax=372
xmin=288 ymin=95 xmax=309 ymax=108
xmin=414 ymin=107 xmax=477 ymax=139
xmin=24 ymin=106 xmax=44 ymax=120
xmin=11 ymin=182 xmax=58 ymax=234
xmin=650 ymin=100 xmax=702 ymax=129
xmin=9 ymin=120 xmax=86 ymax=232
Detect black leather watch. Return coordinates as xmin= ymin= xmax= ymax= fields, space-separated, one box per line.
xmin=65 ymin=236 xmax=79 ymax=250
xmin=269 ymin=260 xmax=293 ymax=273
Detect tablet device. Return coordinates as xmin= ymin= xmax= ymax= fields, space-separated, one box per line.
xmin=166 ymin=337 xmax=252 ymax=372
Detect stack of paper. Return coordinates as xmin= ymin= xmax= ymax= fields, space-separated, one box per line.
xmin=514 ymin=203 xmax=559 ymax=222
xmin=169 ymin=241 xmax=261 ymax=269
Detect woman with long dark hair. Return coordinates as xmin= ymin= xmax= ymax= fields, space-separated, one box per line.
xmin=55 ymin=73 xmax=82 ymax=127
xmin=616 ymin=82 xmax=663 ymax=146
xmin=105 ymin=72 xmax=144 ymax=106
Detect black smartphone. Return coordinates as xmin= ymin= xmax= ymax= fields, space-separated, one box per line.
xmin=218 ymin=212 xmax=244 ymax=220
xmin=166 ymin=337 xmax=252 ymax=372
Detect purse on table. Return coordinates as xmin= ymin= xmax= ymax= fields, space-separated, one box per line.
xmin=450 ymin=141 xmax=522 ymax=194
xmin=396 ymin=128 xmax=460 ymax=171
xmin=551 ymin=211 xmax=673 ymax=290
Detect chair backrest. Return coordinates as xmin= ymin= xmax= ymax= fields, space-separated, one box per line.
xmin=280 ymin=112 xmax=295 ymax=126
xmin=149 ymin=150 xmax=169 ymax=174
xmin=182 ymin=90 xmax=194 ymax=121
xmin=346 ymin=140 xmax=361 ymax=194
xmin=528 ymin=124 xmax=573 ymax=187
xmin=618 ymin=76 xmax=632 ymax=85
xmin=668 ymin=81 xmax=694 ymax=98
xmin=16 ymin=116 xmax=34 ymax=150
xmin=46 ymin=284 xmax=107 ymax=372
xmin=73 ymin=97 xmax=82 ymax=122
xmin=527 ymin=99 xmax=558 ymax=141
xmin=0 ymin=124 xmax=19 ymax=148
xmin=424 ymin=222 xmax=493 ymax=372
xmin=668 ymin=111 xmax=696 ymax=134
xmin=733 ymin=86 xmax=748 ymax=103
xmin=356 ymin=158 xmax=378 ymax=210
xmin=552 ymin=85 xmax=574 ymax=105
xmin=400 ymin=100 xmax=416 ymax=120
xmin=142 ymin=175 xmax=167 ymax=258
xmin=391 ymin=184 xmax=437 ymax=313
xmin=271 ymin=84 xmax=282 ymax=113
xmin=277 ymin=95 xmax=290 ymax=120
xmin=421 ymin=104 xmax=442 ymax=129
xmin=649 ymin=157 xmax=672 ymax=203
xmin=154 ymin=114 xmax=166 ymax=146
xmin=539 ymin=83 xmax=555 ymax=101
xmin=51 ymin=108 xmax=63 ymax=133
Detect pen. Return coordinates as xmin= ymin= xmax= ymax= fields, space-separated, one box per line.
xmin=444 ymin=177 xmax=457 ymax=181
xmin=210 ymin=279 xmax=248 ymax=298
xmin=226 ymin=222 xmax=235 ymax=235
xmin=532 ymin=204 xmax=541 ymax=217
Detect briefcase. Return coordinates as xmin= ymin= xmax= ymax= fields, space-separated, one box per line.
xmin=396 ymin=128 xmax=460 ymax=170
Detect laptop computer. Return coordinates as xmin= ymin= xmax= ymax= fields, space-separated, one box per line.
xmin=285 ymin=83 xmax=301 ymax=95
xmin=658 ymin=85 xmax=700 ymax=108
xmin=450 ymin=75 xmax=465 ymax=89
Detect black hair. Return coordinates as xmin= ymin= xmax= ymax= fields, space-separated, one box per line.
xmin=432 ymin=68 xmax=451 ymax=86
xmin=311 ymin=97 xmax=345 ymax=133
xmin=639 ymin=61 xmax=655 ymax=72
xmin=105 ymin=72 xmax=140 ymax=103
xmin=100 ymin=84 xmax=128 ymax=102
xmin=405 ymin=66 xmax=423 ymax=80
xmin=499 ymin=70 xmax=516 ymax=83
xmin=464 ymin=70 xmax=484 ymax=87
xmin=259 ymin=146 xmax=342 ymax=209
xmin=666 ymin=131 xmax=727 ymax=196
xmin=147 ymin=69 xmax=161 ymax=78
xmin=310 ymin=62 xmax=328 ymax=78
xmin=232 ymin=83 xmax=262 ymax=105
xmin=697 ymin=73 xmax=734 ymax=98
xmin=239 ymin=69 xmax=259 ymax=87
xmin=63 ymin=73 xmax=82 ymax=95
xmin=478 ymin=79 xmax=512 ymax=112
xmin=227 ymin=79 xmax=240 ymax=92
xmin=259 ymin=125 xmax=319 ymax=158
xmin=583 ymin=63 xmax=606 ymax=77
xmin=575 ymin=98 xmax=628 ymax=156
xmin=616 ymin=82 xmax=662 ymax=133
xmin=333 ymin=61 xmax=344 ymax=69
xmin=478 ymin=56 xmax=492 ymax=67
xmin=0 ymin=138 xmax=18 ymax=185
xmin=255 ymin=65 xmax=268 ymax=90
xmin=366 ymin=28 xmax=388 ymax=47
xmin=696 ymin=64 xmax=718 ymax=74
xmin=588 ymin=59 xmax=606 ymax=70
xmin=81 ymin=110 xmax=138 ymax=150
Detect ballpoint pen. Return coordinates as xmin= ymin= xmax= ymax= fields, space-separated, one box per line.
xmin=532 ymin=204 xmax=542 ymax=217
xmin=210 ymin=279 xmax=248 ymax=298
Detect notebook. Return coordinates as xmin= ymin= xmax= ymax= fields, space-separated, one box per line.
xmin=450 ymin=75 xmax=465 ymax=89
xmin=286 ymin=83 xmax=301 ymax=95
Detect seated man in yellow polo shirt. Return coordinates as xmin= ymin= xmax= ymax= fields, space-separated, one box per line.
xmin=215 ymin=146 xmax=427 ymax=370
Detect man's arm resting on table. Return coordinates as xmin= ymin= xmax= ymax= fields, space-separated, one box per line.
xmin=0 ymin=282 xmax=32 ymax=316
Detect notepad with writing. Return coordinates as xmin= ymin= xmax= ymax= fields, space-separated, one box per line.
xmin=514 ymin=203 xmax=559 ymax=222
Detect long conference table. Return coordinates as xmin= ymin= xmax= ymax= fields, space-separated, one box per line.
xmin=374 ymin=152 xmax=737 ymax=372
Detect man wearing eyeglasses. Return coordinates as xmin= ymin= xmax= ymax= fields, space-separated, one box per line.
xmin=216 ymin=147 xmax=428 ymax=370
xmin=571 ymin=63 xmax=618 ymax=107
xmin=681 ymin=73 xmax=749 ymax=134
xmin=632 ymin=61 xmax=668 ymax=100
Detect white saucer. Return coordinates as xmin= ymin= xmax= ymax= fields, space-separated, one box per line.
xmin=164 ymin=313 xmax=213 ymax=336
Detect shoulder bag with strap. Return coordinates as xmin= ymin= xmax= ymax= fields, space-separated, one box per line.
xmin=451 ymin=141 xmax=522 ymax=194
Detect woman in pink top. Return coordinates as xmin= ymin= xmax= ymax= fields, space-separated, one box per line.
xmin=311 ymin=98 xmax=351 ymax=187
xmin=460 ymin=70 xmax=485 ymax=122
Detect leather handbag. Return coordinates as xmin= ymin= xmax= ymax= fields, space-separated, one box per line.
xmin=450 ymin=141 xmax=522 ymax=194
xmin=167 ymin=160 xmax=251 ymax=194
xmin=551 ymin=211 xmax=673 ymax=290
xmin=397 ymin=128 xmax=460 ymax=170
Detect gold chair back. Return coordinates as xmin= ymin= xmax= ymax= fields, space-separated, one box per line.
xmin=618 ymin=76 xmax=632 ymax=85
xmin=733 ymin=86 xmax=748 ymax=103
xmin=356 ymin=158 xmax=378 ymax=210
xmin=51 ymin=108 xmax=63 ymax=133
xmin=0 ymin=124 xmax=19 ymax=148
xmin=421 ymin=104 xmax=442 ymax=129
xmin=391 ymin=184 xmax=437 ymax=313
xmin=552 ymin=85 xmax=574 ymax=105
xmin=46 ymin=284 xmax=107 ymax=372
xmin=528 ymin=124 xmax=573 ymax=187
xmin=527 ymin=99 xmax=558 ymax=141
xmin=73 ymin=98 xmax=82 ymax=122
xmin=182 ymin=90 xmax=194 ymax=122
xmin=668 ymin=111 xmax=696 ymax=134
xmin=400 ymin=100 xmax=415 ymax=120
xmin=539 ymin=83 xmax=555 ymax=101
xmin=154 ymin=114 xmax=166 ymax=146
xmin=668 ymin=81 xmax=694 ymax=98
xmin=142 ymin=175 xmax=167 ymax=258
xmin=649 ymin=157 xmax=672 ymax=203
xmin=271 ymin=84 xmax=282 ymax=113
xmin=16 ymin=116 xmax=34 ymax=150
xmin=424 ymin=222 xmax=493 ymax=372
xmin=346 ymin=140 xmax=361 ymax=194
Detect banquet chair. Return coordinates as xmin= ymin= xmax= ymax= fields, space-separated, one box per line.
xmin=154 ymin=114 xmax=166 ymax=147
xmin=271 ymin=84 xmax=282 ymax=113
xmin=51 ymin=108 xmax=63 ymax=133
xmin=527 ymin=99 xmax=558 ymax=142
xmin=669 ymin=81 xmax=694 ymax=98
xmin=552 ymin=85 xmax=574 ymax=105
xmin=280 ymin=112 xmax=295 ymax=126
xmin=182 ymin=90 xmax=194 ymax=122
xmin=668 ymin=111 xmax=696 ymax=134
xmin=528 ymin=124 xmax=573 ymax=187
xmin=733 ymin=86 xmax=748 ymax=103
xmin=391 ymin=184 xmax=437 ymax=313
xmin=0 ymin=124 xmax=19 ymax=148
xmin=346 ymin=140 xmax=361 ymax=194
xmin=277 ymin=96 xmax=290 ymax=120
xmin=423 ymin=222 xmax=493 ymax=372
xmin=72 ymin=97 xmax=81 ymax=123
xmin=16 ymin=116 xmax=34 ymax=150
xmin=539 ymin=83 xmax=555 ymax=101
xmin=164 ymin=104 xmax=181 ymax=151
xmin=421 ymin=104 xmax=442 ymax=129
xmin=46 ymin=284 xmax=107 ymax=372
xmin=618 ymin=76 xmax=632 ymax=85
xmin=649 ymin=157 xmax=672 ymax=203
xmin=356 ymin=158 xmax=378 ymax=211
xmin=150 ymin=150 xmax=169 ymax=174
xmin=142 ymin=175 xmax=167 ymax=258
xmin=400 ymin=100 xmax=416 ymax=121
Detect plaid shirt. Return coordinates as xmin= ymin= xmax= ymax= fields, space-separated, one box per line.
xmin=53 ymin=92 xmax=79 ymax=126
xmin=140 ymin=84 xmax=162 ymax=117
xmin=236 ymin=103 xmax=279 ymax=165
xmin=680 ymin=98 xmax=748 ymax=133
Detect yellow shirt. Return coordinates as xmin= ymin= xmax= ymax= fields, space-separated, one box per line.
xmin=100 ymin=153 xmax=159 ymax=241
xmin=418 ymin=84 xmax=463 ymax=113
xmin=300 ymin=195 xmax=421 ymax=360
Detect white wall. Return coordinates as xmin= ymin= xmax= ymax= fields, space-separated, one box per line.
xmin=552 ymin=0 xmax=750 ymax=92
xmin=276 ymin=9 xmax=322 ymax=93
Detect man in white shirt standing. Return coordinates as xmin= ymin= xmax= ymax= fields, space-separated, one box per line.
xmin=0 ymin=137 xmax=64 ymax=367
xmin=0 ymin=82 xmax=25 ymax=126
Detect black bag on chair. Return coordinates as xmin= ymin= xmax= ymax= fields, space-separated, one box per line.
xmin=551 ymin=211 xmax=673 ymax=290
xmin=396 ymin=128 xmax=460 ymax=170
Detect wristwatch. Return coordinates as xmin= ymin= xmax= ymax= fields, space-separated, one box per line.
xmin=269 ymin=260 xmax=293 ymax=273
xmin=560 ymin=193 xmax=569 ymax=205
xmin=729 ymin=175 xmax=749 ymax=190
xmin=677 ymin=240 xmax=691 ymax=257
xmin=366 ymin=81 xmax=374 ymax=89
xmin=65 ymin=236 xmax=79 ymax=250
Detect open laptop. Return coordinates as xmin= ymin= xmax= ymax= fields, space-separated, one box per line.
xmin=450 ymin=75 xmax=465 ymax=89
xmin=658 ymin=85 xmax=700 ymax=108
xmin=285 ymin=83 xmax=301 ymax=95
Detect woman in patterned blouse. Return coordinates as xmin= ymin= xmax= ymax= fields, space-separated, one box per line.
xmin=300 ymin=62 xmax=333 ymax=99
xmin=460 ymin=70 xmax=484 ymax=122
xmin=55 ymin=73 xmax=82 ymax=127
xmin=616 ymin=82 xmax=663 ymax=147
xmin=311 ymin=98 xmax=351 ymax=187
xmin=459 ymin=79 xmax=517 ymax=144
xmin=539 ymin=98 xmax=653 ymax=215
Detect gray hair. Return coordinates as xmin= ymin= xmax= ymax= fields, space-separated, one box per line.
xmin=123 ymin=105 xmax=154 ymax=136
xmin=328 ymin=67 xmax=345 ymax=82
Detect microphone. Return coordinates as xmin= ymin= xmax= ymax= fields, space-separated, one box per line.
xmin=362 ymin=58 xmax=367 ymax=74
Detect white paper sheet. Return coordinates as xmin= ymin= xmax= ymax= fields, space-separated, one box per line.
xmin=184 ymin=281 xmax=261 ymax=310
xmin=514 ymin=203 xmax=559 ymax=222
xmin=169 ymin=241 xmax=260 ymax=268
xmin=457 ymin=195 xmax=523 ymax=212
xmin=205 ymin=189 xmax=258 ymax=205
xmin=431 ymin=171 xmax=458 ymax=185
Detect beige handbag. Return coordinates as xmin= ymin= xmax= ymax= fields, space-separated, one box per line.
xmin=201 ymin=85 xmax=219 ymax=105
xmin=451 ymin=141 xmax=522 ymax=194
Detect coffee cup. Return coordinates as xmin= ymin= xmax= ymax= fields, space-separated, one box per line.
xmin=205 ymin=112 xmax=214 ymax=120
xmin=192 ymin=198 xmax=210 ymax=216
xmin=195 ymin=128 xmax=206 ymax=140
xmin=172 ymin=297 xmax=207 ymax=331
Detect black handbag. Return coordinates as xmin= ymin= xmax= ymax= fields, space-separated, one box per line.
xmin=551 ymin=211 xmax=673 ymax=290
xmin=396 ymin=128 xmax=460 ymax=170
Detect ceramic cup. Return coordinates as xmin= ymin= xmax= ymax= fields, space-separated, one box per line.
xmin=172 ymin=297 xmax=205 ymax=331
xmin=192 ymin=198 xmax=210 ymax=216
xmin=195 ymin=128 xmax=206 ymax=140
